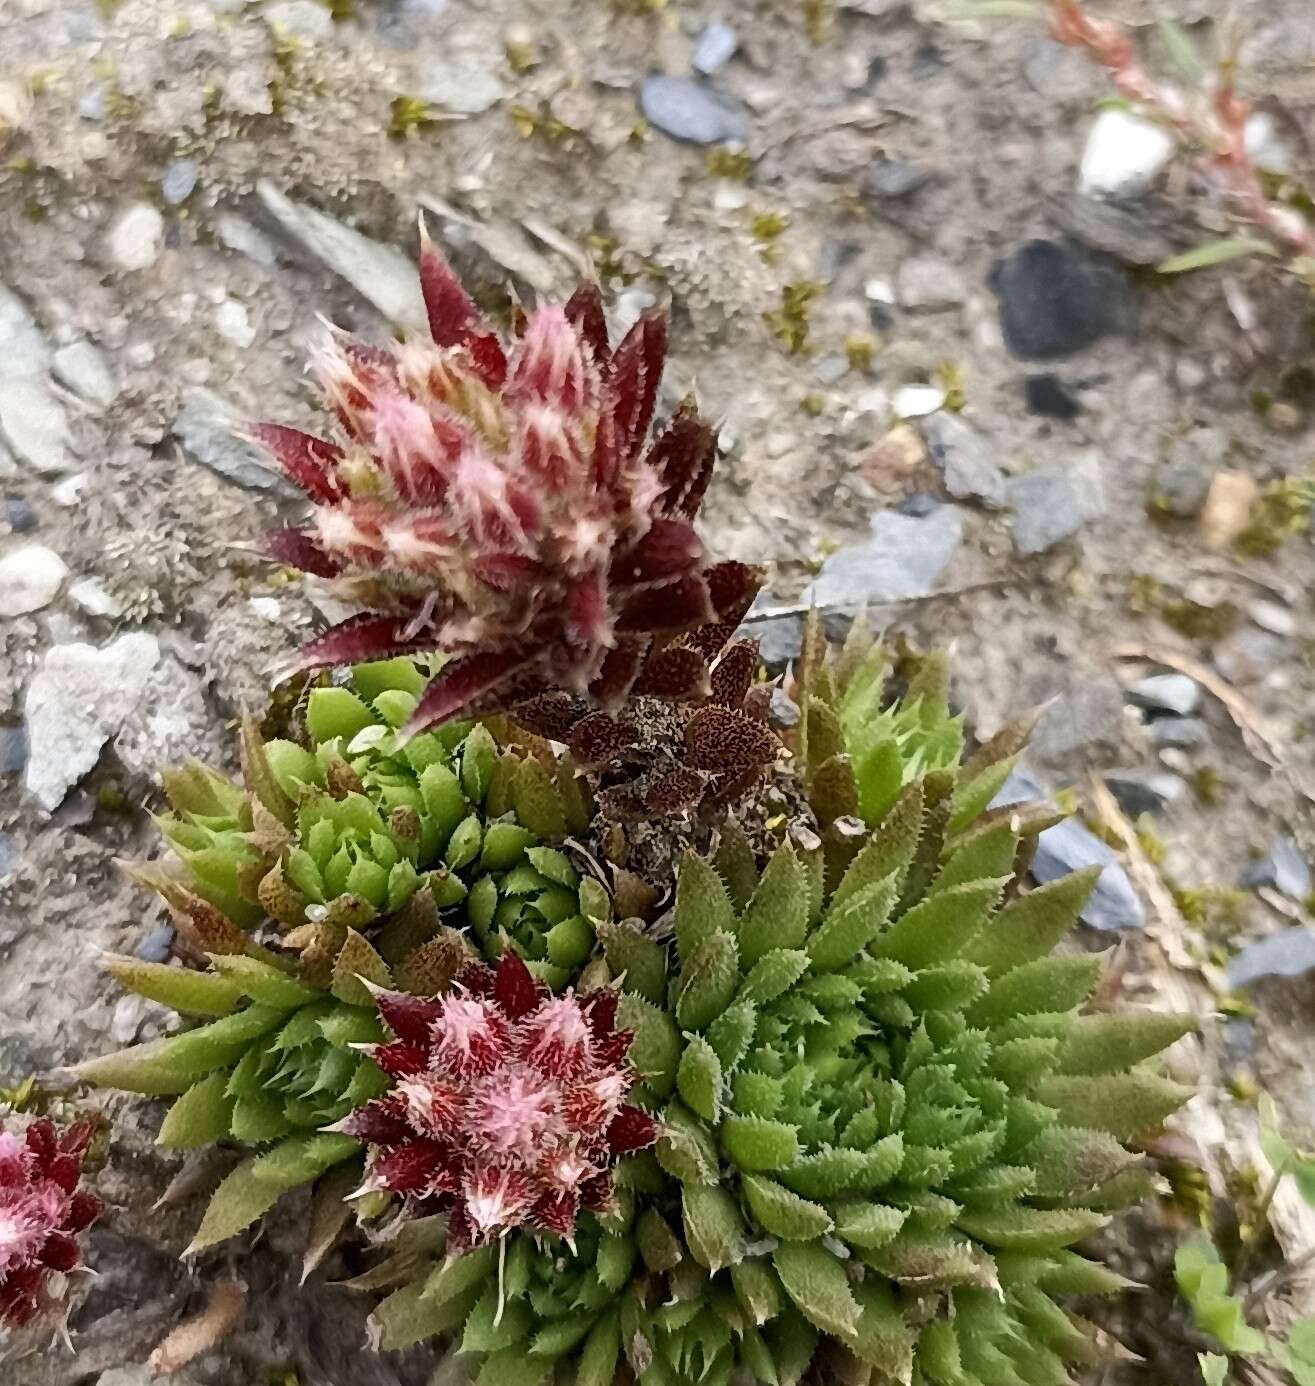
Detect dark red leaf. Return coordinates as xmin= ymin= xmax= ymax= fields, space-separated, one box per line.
xmin=606 ymin=1106 xmax=658 ymax=1155
xmin=564 ymin=282 xmax=609 ymax=362
xmin=631 ymin=646 xmax=711 ymax=701
xmin=335 ymin=1102 xmax=411 ymax=1148
xmin=709 ymin=640 xmax=757 ymax=708
xmin=685 ymin=707 xmax=777 ymax=772
xmin=46 ymin=1154 xmax=82 ymax=1195
xmin=265 ymin=527 xmax=344 ymax=579
xmin=417 ymin=232 xmax=507 ymax=387
xmin=296 ymin=612 xmax=439 ymax=672
xmin=611 ymin=518 xmax=704 ymax=593
xmin=492 ymin=950 xmax=541 ymax=1021
xmin=371 ymin=1041 xmax=430 ymax=1080
xmin=701 ymin=764 xmax=766 ymax=812
xmin=582 ymin=989 xmax=618 ymax=1038
xmin=456 ymin=961 xmax=496 ymax=996
xmin=373 ymin=1141 xmax=460 ymax=1196
xmin=646 ymin=403 xmax=717 ymax=519
xmin=474 ymin=553 xmax=547 ymax=592
xmin=593 ymin=1028 xmax=634 ymax=1067
xmin=38 ymin=1233 xmax=81 ymax=1273
xmin=531 ymin=1189 xmax=580 ymax=1240
xmin=402 ymin=648 xmax=530 ymax=735
xmin=248 ymin=424 xmax=344 ymax=503
xmin=605 ymin=310 xmax=667 ymax=463
xmin=568 ymin=712 xmax=638 ymax=770
xmin=616 ymin=576 xmax=715 ymax=636
xmin=375 ymin=990 xmax=444 ymax=1046
xmin=580 ymin=1172 xmax=613 ymax=1212
xmin=24 ymin=1119 xmax=56 ymax=1167
xmin=64 ymin=1191 xmax=102 ymax=1235
xmin=705 ymin=561 xmax=765 ymax=624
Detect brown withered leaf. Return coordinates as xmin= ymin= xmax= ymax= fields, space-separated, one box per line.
xmin=633 ymin=646 xmax=712 ymax=701
xmin=709 ymin=640 xmax=757 ymax=708
xmin=239 ymin=716 xmax=295 ymax=828
xmin=570 ymin=712 xmax=640 ymax=770
xmin=611 ymin=866 xmax=661 ymax=921
xmin=302 ymin=1160 xmax=364 ymax=1284
xmin=148 ymin=1280 xmax=245 ymax=1377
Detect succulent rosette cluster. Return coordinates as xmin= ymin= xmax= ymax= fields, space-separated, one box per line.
xmin=72 ymin=247 xmax=1195 ymax=1386
xmin=0 ymin=1118 xmax=101 ymax=1332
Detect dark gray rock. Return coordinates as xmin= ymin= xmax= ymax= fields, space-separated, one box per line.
xmin=0 ymin=724 xmax=27 ymax=774
xmin=1151 ymin=717 xmax=1208 ymax=748
xmin=752 ymin=614 xmax=804 ymax=670
xmin=867 ymin=158 xmax=934 ymax=200
xmin=1226 ymin=926 xmax=1315 ymax=989
xmin=1238 ymin=838 xmax=1312 ymax=900
xmin=1127 ymin=672 xmax=1201 ymax=717
xmin=639 ymin=75 xmax=748 ymax=145
xmin=991 ymin=768 xmax=1145 ymax=931
xmin=136 ymin=925 xmax=175 ymax=963
xmin=5 ymin=496 xmax=37 ymax=532
xmin=768 ymin=687 xmax=801 ymax=730
xmin=805 ymin=505 xmax=962 ymax=606
xmin=1102 ymin=772 xmax=1184 ymax=817
xmin=1023 ymin=374 xmax=1082 ymax=420
xmin=692 ymin=22 xmax=738 ymax=75
xmin=923 ymin=415 xmax=1005 ymax=508
xmin=989 ymin=239 xmax=1133 ymax=360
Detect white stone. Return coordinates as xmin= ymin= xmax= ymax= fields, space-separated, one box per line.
xmin=23 ymin=632 xmax=160 ymax=810
xmin=50 ymin=472 xmax=89 ymax=506
xmin=0 ymin=544 xmax=67 ymax=615
xmin=864 ymin=278 xmax=895 ymax=305
xmin=0 ymin=287 xmax=73 ymax=474
xmin=854 ymin=387 xmax=891 ymax=415
xmin=257 ymin=181 xmax=427 ymax=332
xmin=262 ymin=0 xmax=335 ymax=40
xmin=896 ymin=257 xmax=967 ymax=310
xmin=68 ymin=576 xmax=123 ymax=617
xmin=107 ymin=203 xmax=165 ymax=271
xmin=52 ymin=340 xmax=118 ymax=409
xmin=1078 ymin=110 xmax=1175 ymax=198
xmin=248 ymin=596 xmax=282 ymax=620
xmin=418 ymin=56 xmax=507 ymax=115
xmin=1244 ymin=112 xmax=1294 ymax=175
xmin=215 ymin=298 xmax=257 ymax=348
xmin=893 ymin=385 xmax=946 ymax=419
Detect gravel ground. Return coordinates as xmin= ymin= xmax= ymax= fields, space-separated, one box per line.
xmin=1 ymin=0 xmax=1314 ymax=1381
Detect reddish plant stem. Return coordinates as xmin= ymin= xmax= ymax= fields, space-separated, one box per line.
xmin=1048 ymin=0 xmax=1315 ymax=259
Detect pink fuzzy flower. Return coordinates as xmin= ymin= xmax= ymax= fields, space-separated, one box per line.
xmin=0 ymin=1118 xmax=101 ymax=1331
xmin=255 ymin=231 xmax=761 ymax=734
xmin=340 ymin=953 xmax=656 ymax=1249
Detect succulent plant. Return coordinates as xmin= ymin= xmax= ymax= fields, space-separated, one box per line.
xmin=254 ymin=234 xmax=762 ymax=732
xmin=72 ymin=951 xmax=392 ymax=1252
xmin=361 ymin=624 xmax=1193 ymax=1385
xmin=0 ymin=1117 xmax=101 ymax=1332
xmin=129 ymin=657 xmax=607 ymax=991
xmin=343 ymin=951 xmax=656 ymax=1251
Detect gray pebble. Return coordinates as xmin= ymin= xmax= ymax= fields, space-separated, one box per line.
xmin=1007 ymin=464 xmax=1102 ymax=554
xmin=1238 ymin=838 xmax=1312 ymax=900
xmin=924 ymin=414 xmax=1006 ymax=509
xmin=78 ymin=86 xmax=105 ymax=121
xmin=692 ymin=22 xmax=738 ymax=76
xmin=1226 ymin=926 xmax=1315 ymax=989
xmin=1151 ymin=717 xmax=1207 ymax=749
xmin=768 ymin=687 xmax=800 ymax=730
xmin=1102 ymin=772 xmax=1184 ymax=817
xmin=867 ymin=158 xmax=934 ymax=200
xmin=0 ymin=833 xmax=14 ymax=880
xmin=5 ymin=497 xmax=37 ymax=533
xmin=0 ymin=725 xmax=28 ymax=775
xmin=135 ymin=926 xmax=175 ymax=964
xmin=160 ymin=159 xmax=198 ymax=206
xmin=639 ymin=74 xmax=749 ymax=145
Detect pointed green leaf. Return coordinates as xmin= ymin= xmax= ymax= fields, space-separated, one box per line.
xmin=831 ymin=1201 xmax=907 ymax=1250
xmin=677 ymin=1036 xmax=723 ymax=1122
xmin=511 ymin=755 xmax=568 ymax=838
xmin=965 ymin=869 xmax=1099 ymax=977
xmin=957 ymin=1207 xmax=1109 ymax=1252
xmin=713 ymin=822 xmax=760 ymax=911
xmin=421 ymin=1243 xmax=498 ymax=1303
xmin=474 ymin=1352 xmax=548 ymax=1386
xmin=1056 ymin=1012 xmax=1195 ymax=1076
xmin=1036 ymin=1073 xmax=1193 ymax=1141
xmin=577 ymin=1310 xmax=622 ymax=1386
xmin=834 ymin=785 xmax=925 ymax=910
xmin=601 ymin=921 xmax=668 ymax=1005
xmin=655 ymin=1099 xmax=719 ymax=1185
xmin=618 ymin=994 xmax=681 ymax=1104
xmin=737 ymin=949 xmax=811 ymax=1006
xmin=463 ymin=1287 xmax=532 ymax=1353
xmin=723 ymin=1116 xmax=801 ymax=1172
xmin=307 ymin=687 xmax=376 ymax=746
xmin=185 ymin=1154 xmax=284 ymax=1252
xmin=370 ymin=1280 xmax=480 ymax=1352
xmin=773 ymin=1242 xmax=861 ymax=1337
xmin=480 ymin=821 xmax=536 ymax=872
xmin=874 ymin=878 xmax=1005 ymax=969
xmin=705 ymin=999 xmax=757 ymax=1074
xmin=934 ymin=820 xmax=1018 ymax=894
xmin=742 ymin=1174 xmax=833 ymax=1240
xmin=676 ymin=930 xmax=740 ymax=1032
xmin=968 ymin=955 xmax=1103 ymax=1028
xmin=806 ymin=878 xmax=898 ymax=972
xmin=731 ymin=1259 xmax=784 ymax=1327
xmin=208 ymin=954 xmax=320 ymax=1010
xmin=683 ymin=1184 xmax=747 ymax=1272
xmin=104 ymin=955 xmax=243 ymax=1017
xmin=738 ymin=846 xmax=809 ymax=967
xmin=157 ymin=1072 xmax=236 ymax=1148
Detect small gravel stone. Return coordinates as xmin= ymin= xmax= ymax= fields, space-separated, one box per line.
xmin=867 ymin=158 xmax=934 ymax=200
xmin=174 ymin=387 xmax=296 ymax=493
xmin=68 ymin=576 xmax=123 ymax=618
xmin=263 ymin=0 xmax=335 ymax=40
xmin=1102 ymin=772 xmax=1184 ymax=817
xmin=1007 ymin=456 xmax=1106 ymax=553
xmin=52 ymin=340 xmax=118 ymax=410
xmin=160 ymin=158 xmax=198 ymax=205
xmin=1152 ymin=461 xmax=1213 ymax=519
xmin=1078 ymin=109 xmax=1174 ymax=199
xmin=1028 ymin=677 xmax=1124 ymax=764
xmin=1244 ymin=112 xmax=1294 ymax=176
xmin=892 ymin=385 xmax=945 ymax=419
xmin=768 ymin=687 xmax=800 ymax=730
xmin=753 ymin=614 xmax=804 ymax=670
xmin=215 ymin=213 xmax=278 ymax=266
xmin=814 ymin=355 xmax=848 ymax=385
xmin=989 ymin=239 xmax=1133 ymax=360
xmin=5 ymin=497 xmax=37 ymax=533
xmin=896 ymin=255 xmax=967 ymax=310
xmin=78 ymin=86 xmax=105 ymax=121
xmin=923 ymin=414 xmax=1006 ymax=508
xmin=692 ymin=21 xmax=738 ymax=75
xmin=248 ymin=596 xmax=282 ymax=620
xmin=0 ymin=725 xmax=27 ymax=775
xmin=50 ymin=472 xmax=88 ymax=506
xmin=1151 ymin=717 xmax=1207 ymax=749
xmin=107 ymin=203 xmax=165 ymax=272
xmin=0 ymin=287 xmax=74 ymax=475
xmin=1238 ymin=838 xmax=1312 ymax=900
xmin=1023 ymin=373 xmax=1082 ymax=419
xmin=0 ymin=543 xmax=67 ymax=615
xmin=0 ymin=834 xmax=15 ymax=881
xmin=418 ymin=55 xmax=508 ymax=114
xmin=135 ymin=926 xmax=175 ymax=964
xmin=1127 ymin=672 xmax=1201 ymax=717
xmin=1248 ymin=600 xmax=1296 ymax=638
xmin=639 ymin=75 xmax=749 ymax=145
xmin=1226 ymin=927 xmax=1315 ymax=989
